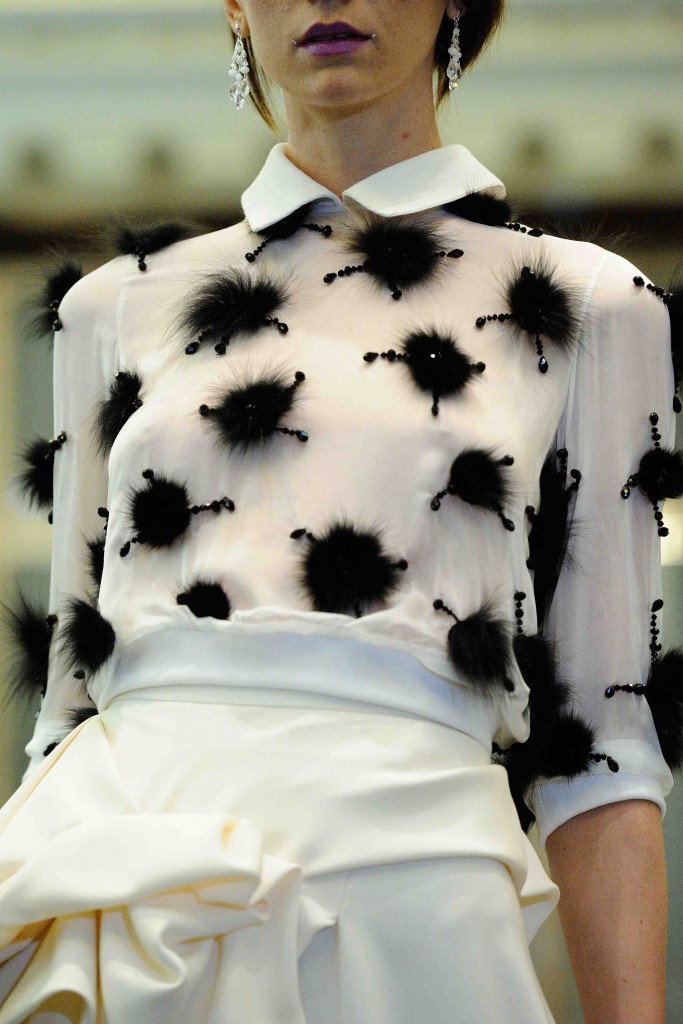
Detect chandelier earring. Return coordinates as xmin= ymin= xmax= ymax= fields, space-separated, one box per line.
xmin=229 ymin=22 xmax=251 ymax=109
xmin=447 ymin=13 xmax=463 ymax=90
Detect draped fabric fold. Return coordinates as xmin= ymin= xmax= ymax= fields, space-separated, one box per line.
xmin=0 ymin=717 xmax=315 ymax=1023
xmin=0 ymin=702 xmax=559 ymax=1022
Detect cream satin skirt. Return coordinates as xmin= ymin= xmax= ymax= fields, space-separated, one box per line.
xmin=0 ymin=677 xmax=560 ymax=1022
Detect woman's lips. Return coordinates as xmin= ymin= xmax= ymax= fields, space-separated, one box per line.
xmin=300 ymin=37 xmax=371 ymax=56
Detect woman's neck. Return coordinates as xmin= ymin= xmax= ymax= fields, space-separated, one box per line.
xmin=282 ymin=81 xmax=445 ymax=200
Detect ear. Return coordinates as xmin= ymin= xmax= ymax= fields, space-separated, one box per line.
xmin=446 ymin=0 xmax=467 ymax=17
xmin=224 ymin=0 xmax=244 ymax=28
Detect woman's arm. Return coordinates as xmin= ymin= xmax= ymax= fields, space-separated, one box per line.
xmin=545 ymin=798 xmax=667 ymax=1024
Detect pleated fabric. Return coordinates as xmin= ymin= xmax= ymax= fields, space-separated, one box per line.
xmin=0 ymin=689 xmax=558 ymax=1023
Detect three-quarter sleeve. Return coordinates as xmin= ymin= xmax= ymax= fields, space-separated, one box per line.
xmin=20 ymin=255 xmax=127 ymax=781
xmin=526 ymin=248 xmax=680 ymax=851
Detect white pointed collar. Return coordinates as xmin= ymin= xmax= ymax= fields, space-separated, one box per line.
xmin=241 ymin=141 xmax=506 ymax=233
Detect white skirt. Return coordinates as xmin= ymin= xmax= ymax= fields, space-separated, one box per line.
xmin=0 ymin=640 xmax=560 ymax=1024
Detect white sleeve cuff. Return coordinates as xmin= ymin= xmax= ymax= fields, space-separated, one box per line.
xmin=526 ymin=739 xmax=674 ymax=851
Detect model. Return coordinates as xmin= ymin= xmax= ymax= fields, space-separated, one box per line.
xmin=0 ymin=1 xmax=681 ymax=1021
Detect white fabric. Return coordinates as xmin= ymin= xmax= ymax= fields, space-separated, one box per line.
xmin=16 ymin=142 xmax=676 ymax=840
xmin=0 ymin=698 xmax=558 ymax=1023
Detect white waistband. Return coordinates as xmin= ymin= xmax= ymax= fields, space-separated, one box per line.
xmin=93 ymin=628 xmax=511 ymax=751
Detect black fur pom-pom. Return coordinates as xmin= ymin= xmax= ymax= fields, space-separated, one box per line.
xmin=401 ymin=330 xmax=484 ymax=401
xmin=200 ymin=367 xmax=306 ymax=452
xmin=512 ymin=632 xmax=572 ymax=715
xmin=645 ymin=648 xmax=683 ymax=771
xmin=531 ymin=711 xmax=597 ymax=779
xmin=338 ymin=210 xmax=455 ymax=295
xmin=59 ymin=597 xmax=116 ymax=677
xmin=177 ymin=581 xmax=231 ymax=619
xmin=447 ymin=448 xmax=512 ymax=511
xmin=128 ymin=474 xmax=191 ymax=549
xmin=65 ymin=705 xmax=98 ymax=730
xmin=257 ymin=200 xmax=320 ymax=241
xmin=506 ymin=256 xmax=580 ymax=349
xmin=112 ymin=219 xmax=202 ymax=270
xmin=16 ymin=437 xmax=56 ymax=511
xmin=298 ymin=520 xmax=407 ymax=617
xmin=504 ymin=708 xmax=597 ymax=800
xmin=0 ymin=591 xmax=55 ymax=703
xmin=94 ymin=369 xmax=144 ymax=456
xmin=528 ymin=451 xmax=574 ymax=627
xmin=28 ymin=258 xmax=83 ymax=339
xmin=442 ymin=193 xmax=512 ymax=226
xmin=445 ymin=600 xmax=514 ymax=693
xmin=636 ymin=446 xmax=683 ymax=504
xmin=44 ymin=705 xmax=99 ymax=754
xmin=175 ymin=268 xmax=290 ymax=353
xmin=85 ymin=535 xmax=106 ymax=593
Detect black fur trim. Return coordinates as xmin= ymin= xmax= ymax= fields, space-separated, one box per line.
xmin=27 ymin=258 xmax=83 ymax=339
xmin=65 ymin=705 xmax=99 ymax=730
xmin=506 ymin=256 xmax=580 ymax=348
xmin=401 ymin=330 xmax=484 ymax=403
xmin=512 ymin=632 xmax=572 ymax=715
xmin=447 ymin=448 xmax=512 ymax=511
xmin=128 ymin=474 xmax=191 ymax=548
xmin=505 ymin=710 xmax=596 ymax=796
xmin=113 ymin=220 xmax=201 ymax=259
xmin=85 ymin=535 xmax=106 ymax=593
xmin=645 ymin=648 xmax=683 ymax=771
xmin=59 ymin=597 xmax=116 ymax=676
xmin=175 ymin=268 xmax=290 ymax=352
xmin=533 ymin=712 xmax=597 ymax=778
xmin=496 ymin=752 xmax=537 ymax=833
xmin=667 ymin=281 xmax=683 ymax=395
xmin=636 ymin=446 xmax=683 ymax=503
xmin=442 ymin=192 xmax=512 ymax=226
xmin=16 ymin=437 xmax=56 ymax=510
xmin=256 ymin=200 xmax=320 ymax=241
xmin=177 ymin=581 xmax=231 ymax=619
xmin=445 ymin=600 xmax=514 ymax=693
xmin=0 ymin=591 xmax=55 ymax=702
xmin=94 ymin=369 xmax=144 ymax=456
xmin=527 ymin=451 xmax=573 ymax=627
xmin=337 ymin=210 xmax=455 ymax=295
xmin=200 ymin=367 xmax=306 ymax=452
xmin=298 ymin=519 xmax=408 ymax=616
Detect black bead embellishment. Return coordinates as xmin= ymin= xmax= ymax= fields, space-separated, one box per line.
xmin=632 ymin=275 xmax=673 ymax=304
xmin=505 ymin=221 xmax=545 ymax=237
xmin=605 ymin=683 xmax=648 ymax=698
xmin=513 ymin=591 xmax=526 ymax=635
xmin=245 ymin=222 xmax=332 ymax=263
xmin=650 ymin=596 xmax=664 ymax=664
xmin=48 ymin=431 xmax=67 ymax=452
xmin=587 ymin=751 xmax=620 ymax=773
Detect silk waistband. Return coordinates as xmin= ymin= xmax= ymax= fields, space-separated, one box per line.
xmin=92 ymin=627 xmax=526 ymax=751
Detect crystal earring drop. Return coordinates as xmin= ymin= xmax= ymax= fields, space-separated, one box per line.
xmin=447 ymin=13 xmax=462 ymax=90
xmin=229 ymin=22 xmax=251 ymax=109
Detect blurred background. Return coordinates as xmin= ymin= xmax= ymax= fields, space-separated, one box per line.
xmin=0 ymin=0 xmax=681 ymax=1019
